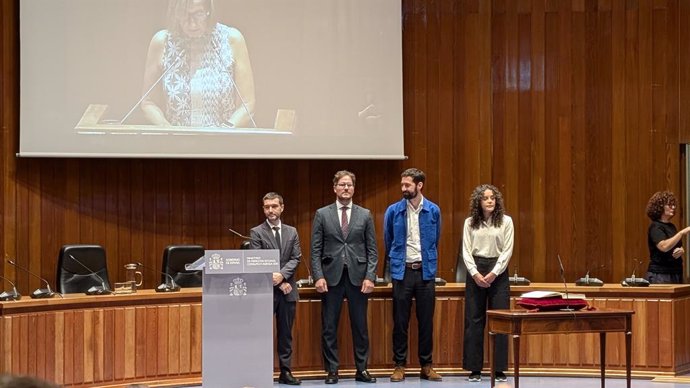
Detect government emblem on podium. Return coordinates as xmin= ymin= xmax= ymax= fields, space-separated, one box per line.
xmin=209 ymin=253 xmax=223 ymax=270
xmin=229 ymin=277 xmax=247 ymax=296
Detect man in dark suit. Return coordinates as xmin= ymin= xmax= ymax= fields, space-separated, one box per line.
xmin=249 ymin=192 xmax=302 ymax=385
xmin=311 ymin=170 xmax=378 ymax=384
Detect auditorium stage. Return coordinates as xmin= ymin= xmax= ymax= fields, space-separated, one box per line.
xmin=175 ymin=375 xmax=686 ymax=388
xmin=2 ymin=284 xmax=690 ymax=387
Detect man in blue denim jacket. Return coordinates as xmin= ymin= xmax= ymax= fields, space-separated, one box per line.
xmin=383 ymin=168 xmax=442 ymax=382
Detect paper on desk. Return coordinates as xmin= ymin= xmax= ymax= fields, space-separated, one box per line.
xmin=520 ymin=290 xmax=586 ymax=299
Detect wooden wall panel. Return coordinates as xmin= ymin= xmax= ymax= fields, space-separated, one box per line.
xmin=1 ymin=0 xmax=689 ymax=292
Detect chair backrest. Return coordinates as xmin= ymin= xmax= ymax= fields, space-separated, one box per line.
xmin=57 ymin=245 xmax=110 ymax=294
xmin=161 ymin=245 xmax=204 ymax=288
xmin=382 ymin=257 xmax=391 ymax=283
xmin=455 ymin=237 xmax=467 ymax=283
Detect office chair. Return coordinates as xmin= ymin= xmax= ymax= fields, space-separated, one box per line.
xmin=161 ymin=245 xmax=204 ymax=288
xmin=57 ymin=245 xmax=111 ymax=294
xmin=455 ymin=238 xmax=467 ymax=283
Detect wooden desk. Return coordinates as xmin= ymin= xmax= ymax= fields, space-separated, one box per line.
xmin=3 ymin=285 xmax=688 ymax=386
xmin=487 ymin=309 xmax=634 ymax=388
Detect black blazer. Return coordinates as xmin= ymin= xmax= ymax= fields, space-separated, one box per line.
xmin=249 ymin=221 xmax=302 ymax=302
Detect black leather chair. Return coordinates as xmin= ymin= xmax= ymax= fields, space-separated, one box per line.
xmin=57 ymin=245 xmax=111 ymax=294
xmin=455 ymin=237 xmax=468 ymax=283
xmin=161 ymin=245 xmax=204 ymax=288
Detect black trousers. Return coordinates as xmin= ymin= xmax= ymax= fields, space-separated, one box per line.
xmin=463 ymin=257 xmax=509 ymax=372
xmin=392 ymin=267 xmax=435 ymax=366
xmin=321 ymin=267 xmax=370 ymax=373
xmin=274 ymin=289 xmax=297 ymax=372
xmin=645 ymin=271 xmax=683 ymax=284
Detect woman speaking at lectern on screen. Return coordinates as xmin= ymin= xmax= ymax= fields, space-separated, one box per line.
xmin=140 ymin=0 xmax=256 ymax=128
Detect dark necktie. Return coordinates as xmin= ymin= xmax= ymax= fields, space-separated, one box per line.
xmin=272 ymin=226 xmax=281 ymax=251
xmin=341 ymin=206 xmax=349 ymax=238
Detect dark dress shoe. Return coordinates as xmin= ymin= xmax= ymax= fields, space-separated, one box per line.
xmin=355 ymin=370 xmax=377 ymax=383
xmin=278 ymin=371 xmax=301 ymax=385
xmin=325 ymin=372 xmax=339 ymax=384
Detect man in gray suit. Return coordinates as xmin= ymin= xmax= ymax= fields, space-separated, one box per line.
xmin=249 ymin=192 xmax=302 ymax=385
xmin=311 ymin=170 xmax=378 ymax=384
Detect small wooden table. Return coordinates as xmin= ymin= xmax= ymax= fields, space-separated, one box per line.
xmin=487 ymin=308 xmax=633 ymax=388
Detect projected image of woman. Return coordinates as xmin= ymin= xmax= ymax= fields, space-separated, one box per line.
xmin=141 ymin=0 xmax=256 ymax=128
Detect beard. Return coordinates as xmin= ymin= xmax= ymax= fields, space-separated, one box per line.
xmin=402 ymin=189 xmax=418 ymax=200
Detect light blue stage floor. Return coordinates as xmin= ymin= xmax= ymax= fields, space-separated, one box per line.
xmin=177 ymin=375 xmax=690 ymax=388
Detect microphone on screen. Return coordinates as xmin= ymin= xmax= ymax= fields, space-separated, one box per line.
xmin=119 ymin=49 xmax=186 ymax=125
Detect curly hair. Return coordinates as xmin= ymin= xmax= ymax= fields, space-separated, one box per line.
xmin=468 ymin=184 xmax=505 ymax=229
xmin=646 ymin=191 xmax=677 ymax=221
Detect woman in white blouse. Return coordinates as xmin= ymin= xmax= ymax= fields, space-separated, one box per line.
xmin=461 ymin=184 xmax=514 ymax=383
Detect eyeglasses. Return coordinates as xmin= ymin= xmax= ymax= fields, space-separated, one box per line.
xmin=184 ymin=10 xmax=210 ymax=25
xmin=335 ymin=183 xmax=354 ymax=188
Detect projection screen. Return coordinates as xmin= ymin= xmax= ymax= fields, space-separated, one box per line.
xmin=19 ymin=0 xmax=404 ymax=159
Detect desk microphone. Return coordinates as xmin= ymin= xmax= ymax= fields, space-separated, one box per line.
xmin=296 ymin=259 xmax=315 ymax=288
xmin=135 ymin=262 xmax=180 ymax=292
xmin=228 ymin=227 xmax=251 ymax=240
xmin=228 ymin=227 xmax=264 ymax=250
xmin=621 ymin=259 xmax=650 ymax=287
xmin=7 ymin=259 xmax=59 ymax=299
xmin=509 ymin=266 xmax=531 ymax=286
xmin=68 ymin=254 xmax=112 ymax=295
xmin=575 ymin=264 xmax=605 ymax=286
xmin=0 ymin=275 xmax=21 ymax=301
xmin=556 ymin=254 xmax=574 ymax=311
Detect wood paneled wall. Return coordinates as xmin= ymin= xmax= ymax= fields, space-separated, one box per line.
xmin=3 ymin=0 xmax=690 ymax=295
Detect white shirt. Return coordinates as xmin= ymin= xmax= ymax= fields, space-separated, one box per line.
xmin=405 ymin=196 xmax=424 ymax=263
xmin=462 ymin=215 xmax=514 ymax=277
xmin=336 ymin=201 xmax=352 ymax=227
xmin=266 ymin=219 xmax=282 ymax=231
xmin=266 ymin=219 xmax=282 ymax=242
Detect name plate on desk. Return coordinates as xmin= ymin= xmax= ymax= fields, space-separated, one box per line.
xmin=204 ymin=249 xmax=279 ymax=274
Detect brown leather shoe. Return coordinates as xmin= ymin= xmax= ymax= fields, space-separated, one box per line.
xmin=420 ymin=365 xmax=442 ymax=381
xmin=390 ymin=365 xmax=405 ymax=382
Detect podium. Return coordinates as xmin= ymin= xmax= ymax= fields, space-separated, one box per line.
xmin=74 ymin=104 xmax=294 ymax=135
xmin=190 ymin=249 xmax=279 ymax=388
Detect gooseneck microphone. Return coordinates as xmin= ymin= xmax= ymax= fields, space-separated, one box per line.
xmin=0 ymin=274 xmax=21 ymax=301
xmin=68 ymin=254 xmax=112 ymax=295
xmin=556 ymin=254 xmax=574 ymax=311
xmin=297 ymin=259 xmax=315 ymax=288
xmin=135 ymin=262 xmax=180 ymax=293
xmin=509 ymin=268 xmax=531 ymax=286
xmin=226 ymin=72 xmax=258 ymax=128
xmin=119 ymin=49 xmax=186 ymax=125
xmin=621 ymin=259 xmax=650 ymax=287
xmin=7 ymin=259 xmax=59 ymax=299
xmin=228 ymin=227 xmax=251 ymax=240
xmin=575 ymin=264 xmax=605 ymax=286
xmin=228 ymin=227 xmax=263 ymax=250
